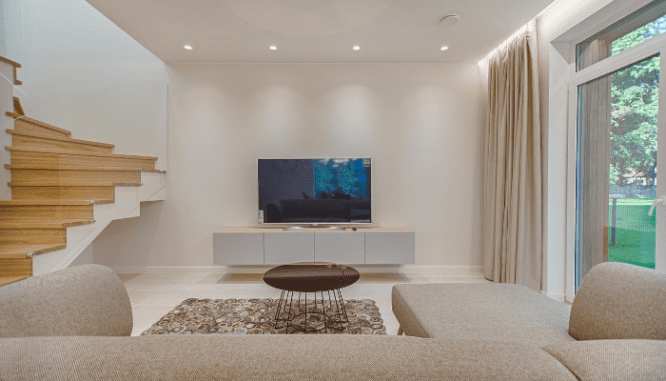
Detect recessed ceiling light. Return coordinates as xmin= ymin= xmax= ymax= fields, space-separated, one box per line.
xmin=440 ymin=14 xmax=460 ymax=27
xmin=269 ymin=45 xmax=277 ymax=51
xmin=184 ymin=45 xmax=193 ymax=50
xmin=353 ymin=45 xmax=361 ymax=51
xmin=440 ymin=46 xmax=449 ymax=51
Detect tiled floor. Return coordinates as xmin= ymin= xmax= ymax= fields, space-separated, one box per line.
xmin=120 ymin=271 xmax=490 ymax=336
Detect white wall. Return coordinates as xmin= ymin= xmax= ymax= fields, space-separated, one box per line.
xmin=94 ymin=63 xmax=486 ymax=270
xmin=0 ymin=0 xmax=167 ymax=168
xmin=69 ymin=243 xmax=94 ymax=267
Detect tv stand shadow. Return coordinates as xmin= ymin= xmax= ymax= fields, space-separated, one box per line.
xmin=282 ymin=225 xmax=346 ymax=231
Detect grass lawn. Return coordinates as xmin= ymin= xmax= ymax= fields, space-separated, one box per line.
xmin=608 ymin=198 xmax=656 ymax=269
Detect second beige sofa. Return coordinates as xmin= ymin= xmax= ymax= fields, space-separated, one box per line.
xmin=392 ymin=262 xmax=666 ymax=380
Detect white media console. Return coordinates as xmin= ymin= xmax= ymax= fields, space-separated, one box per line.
xmin=213 ymin=227 xmax=415 ymax=265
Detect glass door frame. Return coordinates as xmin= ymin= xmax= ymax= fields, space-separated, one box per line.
xmin=566 ymin=32 xmax=666 ymax=302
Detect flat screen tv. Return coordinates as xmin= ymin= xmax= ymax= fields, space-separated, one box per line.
xmin=258 ymin=158 xmax=371 ymax=225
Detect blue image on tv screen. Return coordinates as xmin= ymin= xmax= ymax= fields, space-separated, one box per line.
xmin=258 ymin=158 xmax=371 ymax=224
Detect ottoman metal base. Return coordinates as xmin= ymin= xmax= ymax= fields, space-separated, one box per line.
xmin=274 ymin=289 xmax=350 ymax=333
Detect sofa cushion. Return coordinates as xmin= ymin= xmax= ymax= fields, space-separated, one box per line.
xmin=0 ymin=264 xmax=133 ymax=338
xmin=569 ymin=262 xmax=666 ymax=340
xmin=0 ymin=335 xmax=577 ymax=380
xmin=543 ymin=339 xmax=666 ymax=381
xmin=392 ymin=283 xmax=574 ymax=346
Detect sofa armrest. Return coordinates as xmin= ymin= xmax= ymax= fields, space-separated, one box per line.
xmin=0 ymin=264 xmax=133 ymax=338
xmin=569 ymin=262 xmax=666 ymax=340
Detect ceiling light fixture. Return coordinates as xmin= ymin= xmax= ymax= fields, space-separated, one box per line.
xmin=441 ymin=46 xmax=449 ymax=51
xmin=184 ymin=45 xmax=193 ymax=50
xmin=353 ymin=45 xmax=360 ymax=51
xmin=270 ymin=45 xmax=277 ymax=51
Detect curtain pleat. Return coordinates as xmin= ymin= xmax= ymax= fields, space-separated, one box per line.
xmin=483 ymin=20 xmax=542 ymax=290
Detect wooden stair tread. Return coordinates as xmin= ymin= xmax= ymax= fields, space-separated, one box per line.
xmin=0 ymin=276 xmax=29 ymax=287
xmin=0 ymin=56 xmax=21 ymax=68
xmin=6 ymin=112 xmax=71 ymax=136
xmin=6 ymin=146 xmax=158 ymax=161
xmin=6 ymin=165 xmax=165 ymax=174
xmin=0 ymin=200 xmax=94 ymax=206
xmin=12 ymin=99 xmax=25 ymax=116
xmin=2 ymin=57 xmax=23 ymax=86
xmin=0 ymin=253 xmax=34 ymax=259
xmin=0 ymin=200 xmax=112 ymax=206
xmin=6 ymin=164 xmax=139 ymax=171
xmin=5 ymin=164 xmax=165 ymax=173
xmin=9 ymin=181 xmax=141 ymax=187
xmin=0 ymin=243 xmax=66 ymax=256
xmin=7 ymin=130 xmax=114 ymax=148
xmin=0 ymin=219 xmax=94 ymax=229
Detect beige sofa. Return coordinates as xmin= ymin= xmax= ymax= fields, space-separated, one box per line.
xmin=0 ymin=263 xmax=664 ymax=380
xmin=393 ymin=262 xmax=666 ymax=380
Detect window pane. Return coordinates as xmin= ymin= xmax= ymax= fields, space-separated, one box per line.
xmin=576 ymin=0 xmax=666 ymax=71
xmin=575 ymin=55 xmax=659 ymax=290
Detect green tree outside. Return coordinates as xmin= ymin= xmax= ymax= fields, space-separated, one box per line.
xmin=608 ymin=16 xmax=666 ymax=186
xmin=605 ymin=15 xmax=666 ymax=268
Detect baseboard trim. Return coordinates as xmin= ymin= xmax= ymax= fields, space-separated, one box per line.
xmin=110 ymin=264 xmax=484 ymax=277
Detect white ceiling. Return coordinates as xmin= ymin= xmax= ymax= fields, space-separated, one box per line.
xmin=85 ymin=0 xmax=554 ymax=63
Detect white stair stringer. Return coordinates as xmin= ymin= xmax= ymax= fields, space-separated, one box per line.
xmin=32 ymin=172 xmax=166 ymax=276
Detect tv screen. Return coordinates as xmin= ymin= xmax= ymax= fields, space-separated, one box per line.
xmin=258 ymin=158 xmax=371 ymax=224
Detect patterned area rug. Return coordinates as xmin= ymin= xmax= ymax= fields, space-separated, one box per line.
xmin=142 ymin=298 xmax=386 ymax=335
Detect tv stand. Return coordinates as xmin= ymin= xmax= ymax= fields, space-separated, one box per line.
xmin=213 ymin=226 xmax=415 ymax=265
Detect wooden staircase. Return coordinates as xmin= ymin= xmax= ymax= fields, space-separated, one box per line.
xmin=0 ymin=58 xmax=166 ymax=286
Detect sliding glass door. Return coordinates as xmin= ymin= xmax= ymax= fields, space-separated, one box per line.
xmin=568 ymin=1 xmax=666 ymax=297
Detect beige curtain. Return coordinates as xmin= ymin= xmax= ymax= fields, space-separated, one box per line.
xmin=483 ymin=20 xmax=542 ymax=290
xmin=577 ymin=74 xmax=611 ymax=284
xmin=575 ymin=40 xmax=612 ymax=285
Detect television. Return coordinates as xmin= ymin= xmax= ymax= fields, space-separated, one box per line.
xmin=258 ymin=158 xmax=371 ymax=225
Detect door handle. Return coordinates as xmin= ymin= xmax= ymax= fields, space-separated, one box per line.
xmin=648 ymin=196 xmax=666 ymax=216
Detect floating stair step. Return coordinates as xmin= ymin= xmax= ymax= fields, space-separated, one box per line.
xmin=0 ymin=226 xmax=65 ymax=236
xmin=0 ymin=200 xmax=94 ymax=206
xmin=0 ymin=243 xmax=66 ymax=257
xmin=8 ymin=180 xmax=141 ymax=187
xmin=9 ymin=168 xmax=141 ymax=184
xmin=11 ymin=185 xmax=116 ymax=202
xmin=0 ymin=236 xmax=66 ymax=245
xmin=0 ymin=204 xmax=94 ymax=220
xmin=0 ymin=253 xmax=34 ymax=259
xmin=0 ymin=257 xmax=31 ymax=278
xmin=0 ymin=56 xmax=22 ymax=86
xmin=6 ymin=164 xmax=164 ymax=174
xmin=0 ymin=219 xmax=94 ymax=229
xmin=8 ymin=130 xmax=114 ymax=154
xmin=7 ymin=164 xmax=161 ymax=174
xmin=6 ymin=112 xmax=71 ymax=138
xmin=0 ymin=276 xmax=29 ymax=287
xmin=6 ymin=146 xmax=158 ymax=161
xmin=0 ymin=227 xmax=66 ymax=245
xmin=12 ymin=98 xmax=25 ymax=116
xmin=7 ymin=147 xmax=157 ymax=170
xmin=6 ymin=164 xmax=152 ymax=171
